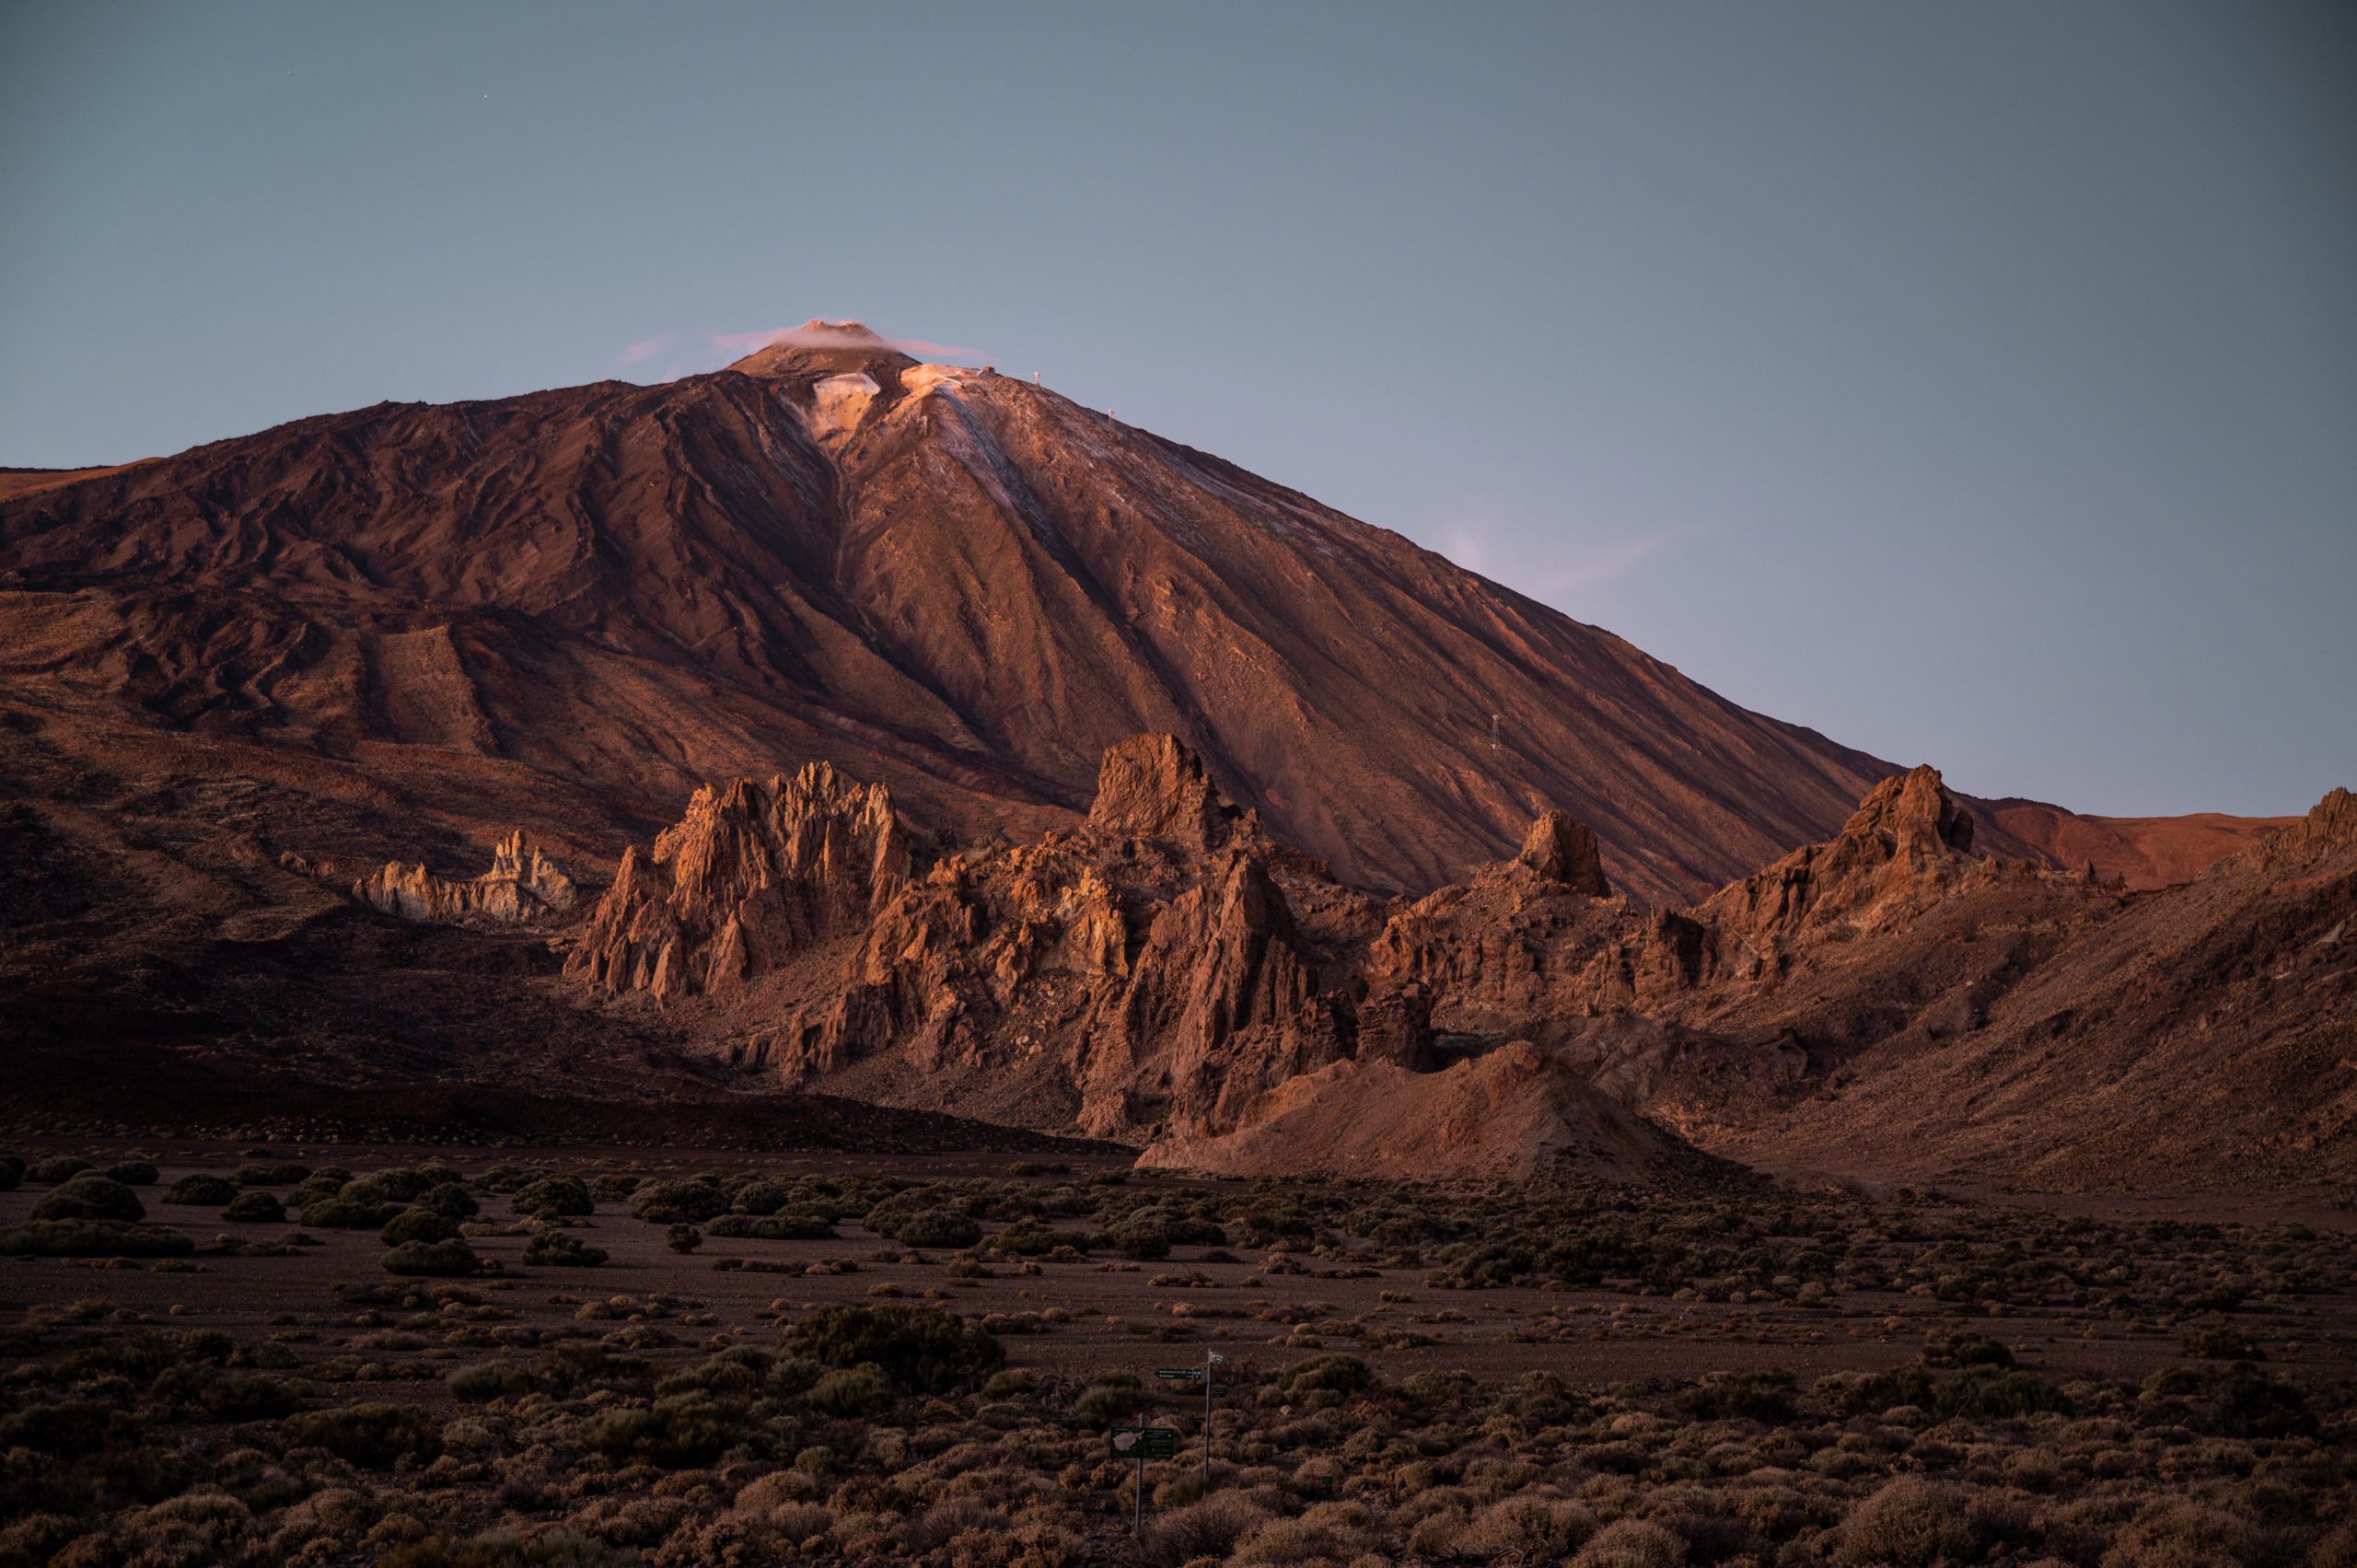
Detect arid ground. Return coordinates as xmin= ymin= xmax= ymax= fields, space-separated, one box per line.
xmin=5 ymin=1142 xmax=2351 ymax=1566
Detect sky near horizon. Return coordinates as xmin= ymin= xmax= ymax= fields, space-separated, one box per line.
xmin=3 ymin=3 xmax=2351 ymax=818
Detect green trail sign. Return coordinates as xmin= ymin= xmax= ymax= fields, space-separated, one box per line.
xmin=1155 ymin=1367 xmax=1203 ymax=1381
xmin=1109 ymin=1425 xmax=1178 ymax=1458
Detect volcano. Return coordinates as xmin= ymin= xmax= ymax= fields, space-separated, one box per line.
xmin=0 ymin=319 xmax=2299 ymax=1160
xmin=0 ymin=319 xmax=1955 ymax=906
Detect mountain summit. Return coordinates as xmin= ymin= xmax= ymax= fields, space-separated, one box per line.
xmin=0 ymin=320 xmax=1948 ymax=905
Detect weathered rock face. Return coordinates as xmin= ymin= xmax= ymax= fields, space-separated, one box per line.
xmin=558 ymin=736 xmax=2356 ymax=1191
xmin=1087 ymin=732 xmax=1240 ymax=854
xmin=2250 ymin=785 xmax=2357 ymax=871
xmin=571 ymin=734 xmax=1379 ymax=1138
xmin=1683 ymin=764 xmax=1990 ymax=986
xmin=1081 ymin=853 xmax=1353 ymax=1136
xmin=354 ymin=831 xmax=575 ymax=927
xmin=1359 ymin=805 xmax=1622 ymax=1045
xmin=566 ymin=763 xmax=909 ymax=1002
xmin=1518 ymin=809 xmax=1610 ymax=895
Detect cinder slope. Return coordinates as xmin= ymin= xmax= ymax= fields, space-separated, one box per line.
xmin=1984 ymin=800 xmax=2296 ymax=889
xmin=1137 ymin=1041 xmax=1713 ymax=1183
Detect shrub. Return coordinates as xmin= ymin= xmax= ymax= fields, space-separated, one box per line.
xmin=104 ymin=1160 xmax=159 ymax=1186
xmin=729 ymin=1178 xmax=795 ymax=1215
xmin=1402 ymin=1369 xmax=1480 ymax=1404
xmin=384 ymin=1238 xmax=482 ymax=1276
xmin=287 ymin=1170 xmax=354 ymax=1207
xmin=707 ymin=1213 xmax=836 ymax=1241
xmin=807 ymin=1364 xmax=899 ymax=1417
xmin=448 ymin=1364 xmax=546 ymax=1403
xmin=512 ymin=1177 xmax=592 ymax=1220
xmin=987 ymin=1218 xmax=1068 ymax=1256
xmin=1149 ymin=1493 xmax=1271 ymax=1565
xmin=1840 ymin=1478 xmax=1973 ymax=1568
xmin=1677 ymin=1371 xmax=1795 ymax=1423
xmin=474 ymin=1164 xmax=531 ymax=1194
xmin=1922 ymin=1329 xmax=2014 ymax=1368
xmin=0 ymin=1155 xmax=22 ymax=1191
xmin=578 ymin=1393 xmax=752 ymax=1467
xmin=280 ymin=1402 xmax=442 ymax=1468
xmin=1942 ymin=1368 xmax=2072 ymax=1420
xmin=223 ymin=1191 xmax=286 ymax=1224
xmin=1573 ymin=1517 xmax=1688 ymax=1568
xmin=524 ymin=1230 xmax=608 ymax=1268
xmin=879 ymin=1207 xmax=981 ymax=1249
xmin=232 ymin=1161 xmax=311 ymax=1186
xmin=2184 ymin=1323 xmax=2258 ymax=1360
xmin=0 ymin=1397 xmax=143 ymax=1456
xmin=787 ymin=1304 xmax=1004 ymax=1393
xmin=31 ymin=1175 xmax=146 ymax=1223
xmin=1074 ymin=1378 xmax=1146 ymax=1424
xmin=0 ymin=1219 xmax=194 ymax=1257
xmin=629 ymin=1179 xmax=727 ymax=1224
xmin=27 ymin=1156 xmax=93 ymax=1183
xmin=667 ymin=1224 xmax=702 ymax=1254
xmin=380 ymin=1209 xmax=461 ymax=1247
xmin=166 ymin=1174 xmax=240 ymax=1206
xmin=418 ymin=1182 xmax=481 ymax=1219
xmin=2210 ymin=1369 xmax=2317 ymax=1437
xmin=1460 ymin=1496 xmax=1599 ymax=1560
xmin=381 ymin=1531 xmax=640 ymax=1568
xmin=301 ymin=1198 xmax=401 ymax=1230
xmin=1274 ymin=1354 xmax=1374 ymax=1399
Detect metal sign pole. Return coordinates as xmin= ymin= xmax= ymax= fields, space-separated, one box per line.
xmin=1133 ymin=1452 xmax=1144 ymax=1537
xmin=1202 ymin=1350 xmax=1223 ymax=1493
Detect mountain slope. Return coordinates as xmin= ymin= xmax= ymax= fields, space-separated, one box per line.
xmin=0 ymin=321 xmax=1922 ymax=905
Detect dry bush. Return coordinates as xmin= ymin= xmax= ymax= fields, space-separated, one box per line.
xmin=1457 ymin=1493 xmax=1600 ymax=1559
xmin=1146 ymin=1491 xmax=1272 ymax=1565
xmin=1570 ymin=1516 xmax=1687 ymax=1568
xmin=31 ymin=1177 xmax=145 ymax=1224
xmin=383 ymin=1238 xmax=482 ymax=1276
xmin=1840 ymin=1477 xmax=1974 ymax=1567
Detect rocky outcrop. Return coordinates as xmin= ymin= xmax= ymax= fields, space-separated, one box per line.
xmin=2247 ymin=785 xmax=2357 ymax=873
xmin=566 ymin=763 xmax=909 ymax=1002
xmin=554 ymin=737 xmax=2357 ymax=1191
xmin=1081 ymin=853 xmax=1353 ymax=1136
xmin=354 ymin=831 xmax=575 ymax=927
xmin=1518 ymin=809 xmax=1610 ymax=895
xmin=1086 ymin=732 xmax=1240 ymax=853
xmin=1682 ymin=765 xmax=1990 ymax=986
xmin=1359 ymin=806 xmax=1624 ymax=1047
xmin=570 ymin=734 xmax=1376 ymax=1140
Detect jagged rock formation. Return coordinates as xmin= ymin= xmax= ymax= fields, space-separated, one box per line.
xmin=1642 ymin=784 xmax=2357 ymax=1187
xmin=1517 ymin=810 xmax=1610 ymax=894
xmin=566 ymin=763 xmax=908 ymax=1002
xmin=354 ymin=831 xmax=575 ymax=927
xmin=1087 ymin=732 xmax=1242 ymax=853
xmin=570 ymin=734 xmax=1376 ymax=1139
xmin=565 ymin=736 xmax=2354 ymax=1188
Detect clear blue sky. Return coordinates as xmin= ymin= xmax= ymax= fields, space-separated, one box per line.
xmin=4 ymin=2 xmax=2351 ymax=817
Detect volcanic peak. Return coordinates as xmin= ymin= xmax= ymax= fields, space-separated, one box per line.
xmin=725 ymin=319 xmax=913 ymax=380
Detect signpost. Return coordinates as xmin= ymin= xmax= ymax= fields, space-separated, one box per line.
xmin=1109 ymin=1425 xmax=1178 ymax=1534
xmin=1115 ymin=1351 xmax=1225 ymax=1534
